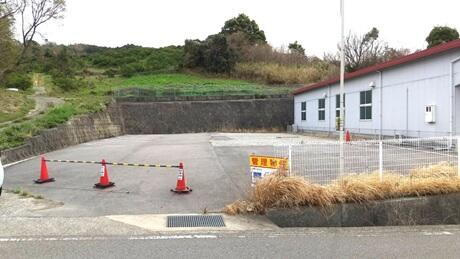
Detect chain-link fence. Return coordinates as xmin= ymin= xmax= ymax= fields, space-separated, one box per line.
xmin=293 ymin=125 xmax=452 ymax=139
xmin=112 ymin=87 xmax=292 ymax=99
xmin=273 ymin=136 xmax=459 ymax=185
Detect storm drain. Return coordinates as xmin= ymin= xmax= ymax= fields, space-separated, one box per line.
xmin=167 ymin=215 xmax=226 ymax=228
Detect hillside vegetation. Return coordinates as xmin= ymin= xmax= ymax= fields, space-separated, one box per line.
xmin=0 ymin=90 xmax=35 ymax=123
xmin=0 ymin=72 xmax=290 ymax=150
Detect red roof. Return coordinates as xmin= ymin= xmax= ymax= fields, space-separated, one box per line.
xmin=293 ymin=39 xmax=460 ymax=95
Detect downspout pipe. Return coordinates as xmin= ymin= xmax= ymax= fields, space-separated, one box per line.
xmin=450 ymin=56 xmax=460 ymax=141
xmin=378 ymin=71 xmax=383 ymax=140
xmin=328 ymin=85 xmax=331 ymax=135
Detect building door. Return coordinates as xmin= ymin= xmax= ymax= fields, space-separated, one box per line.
xmin=335 ymin=94 xmax=345 ymax=131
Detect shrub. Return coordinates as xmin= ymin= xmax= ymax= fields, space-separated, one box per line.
xmin=51 ymin=75 xmax=83 ymax=91
xmin=88 ymin=45 xmax=183 ymax=73
xmin=0 ymin=104 xmax=78 ymax=150
xmin=3 ymin=72 xmax=33 ymax=90
xmin=202 ymin=34 xmax=236 ymax=73
xmin=120 ymin=64 xmax=136 ymax=77
xmin=183 ymin=34 xmax=236 ymax=73
xmin=103 ymin=69 xmax=117 ymax=78
xmin=36 ymin=105 xmax=76 ymax=129
xmin=0 ymin=123 xmax=38 ymax=150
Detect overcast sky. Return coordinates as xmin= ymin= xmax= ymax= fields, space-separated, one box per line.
xmin=34 ymin=0 xmax=460 ymax=57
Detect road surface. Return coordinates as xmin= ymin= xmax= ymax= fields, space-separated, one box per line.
xmin=1 ymin=225 xmax=460 ymax=258
xmin=3 ymin=133 xmax=304 ymax=216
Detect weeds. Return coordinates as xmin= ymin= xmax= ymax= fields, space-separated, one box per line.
xmin=0 ymin=104 xmax=76 ymax=150
xmin=224 ymin=163 xmax=460 ymax=215
xmin=7 ymin=188 xmax=45 ymax=200
xmin=0 ymin=90 xmax=35 ymax=123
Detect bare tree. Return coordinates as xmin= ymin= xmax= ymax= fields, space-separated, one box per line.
xmin=325 ymin=28 xmax=411 ymax=73
xmin=17 ymin=0 xmax=65 ymax=63
xmin=342 ymin=27 xmax=385 ymax=72
xmin=0 ymin=0 xmax=22 ymax=20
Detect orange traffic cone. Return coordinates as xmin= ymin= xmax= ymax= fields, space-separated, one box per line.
xmin=171 ymin=162 xmax=192 ymax=193
xmin=94 ymin=159 xmax=115 ymax=189
xmin=345 ymin=130 xmax=351 ymax=142
xmin=34 ymin=156 xmax=55 ymax=184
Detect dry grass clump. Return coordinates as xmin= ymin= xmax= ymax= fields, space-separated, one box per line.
xmin=250 ymin=175 xmax=335 ymax=210
xmin=224 ymin=174 xmax=337 ymax=215
xmin=224 ymin=163 xmax=460 ymax=215
xmin=233 ymin=62 xmax=327 ymax=85
xmin=409 ymin=162 xmax=457 ymax=178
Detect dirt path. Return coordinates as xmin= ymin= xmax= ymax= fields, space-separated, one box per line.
xmin=26 ymin=75 xmax=64 ymax=118
xmin=0 ymin=75 xmax=64 ymax=128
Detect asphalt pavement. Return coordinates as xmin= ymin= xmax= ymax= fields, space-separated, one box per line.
xmin=3 ymin=133 xmax=296 ymax=216
xmin=1 ymin=226 xmax=460 ymax=259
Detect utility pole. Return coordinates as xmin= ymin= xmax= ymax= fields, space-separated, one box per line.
xmin=339 ymin=0 xmax=345 ymax=177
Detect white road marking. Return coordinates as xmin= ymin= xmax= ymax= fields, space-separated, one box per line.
xmin=0 ymin=234 xmax=218 ymax=243
xmin=422 ymin=231 xmax=453 ymax=236
xmin=4 ymin=156 xmax=38 ymax=168
xmin=129 ymin=235 xmax=218 ymax=240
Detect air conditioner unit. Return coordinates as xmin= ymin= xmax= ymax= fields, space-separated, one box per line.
xmin=425 ymin=105 xmax=436 ymax=123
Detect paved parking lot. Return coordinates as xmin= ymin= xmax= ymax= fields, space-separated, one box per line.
xmin=3 ymin=133 xmax=317 ymax=217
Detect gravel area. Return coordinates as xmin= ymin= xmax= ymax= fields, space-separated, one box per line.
xmin=0 ymin=192 xmax=63 ymax=217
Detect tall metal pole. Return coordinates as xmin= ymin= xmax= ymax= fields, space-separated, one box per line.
xmin=339 ymin=0 xmax=345 ymax=177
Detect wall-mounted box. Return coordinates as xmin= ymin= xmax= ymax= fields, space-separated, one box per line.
xmin=425 ymin=105 xmax=436 ymax=123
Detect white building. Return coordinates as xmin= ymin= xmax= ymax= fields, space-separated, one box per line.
xmin=293 ymin=39 xmax=460 ymax=138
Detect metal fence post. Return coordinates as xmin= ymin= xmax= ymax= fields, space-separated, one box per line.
xmin=457 ymin=136 xmax=460 ymax=178
xmin=288 ymin=144 xmax=292 ymax=177
xmin=379 ymin=140 xmax=383 ymax=181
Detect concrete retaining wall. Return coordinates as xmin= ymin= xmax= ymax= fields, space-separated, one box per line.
xmin=266 ymin=193 xmax=460 ymax=227
xmin=1 ymin=105 xmax=124 ymax=164
xmin=119 ymin=98 xmax=294 ymax=134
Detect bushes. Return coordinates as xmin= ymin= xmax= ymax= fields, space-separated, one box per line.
xmin=3 ymin=72 xmax=33 ymax=90
xmin=233 ymin=62 xmax=329 ymax=85
xmin=89 ymin=45 xmax=184 ymax=75
xmin=120 ymin=64 xmax=137 ymax=77
xmin=103 ymin=69 xmax=117 ymax=78
xmin=51 ymin=74 xmax=83 ymax=91
xmin=35 ymin=104 xmax=76 ymax=129
xmin=183 ymin=34 xmax=236 ymax=73
xmin=0 ymin=123 xmax=38 ymax=150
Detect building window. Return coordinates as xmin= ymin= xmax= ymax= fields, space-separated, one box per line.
xmin=301 ymin=101 xmax=306 ymax=121
xmin=335 ymin=94 xmax=345 ymax=118
xmin=318 ymin=98 xmax=325 ymax=121
xmin=360 ymin=90 xmax=372 ymax=120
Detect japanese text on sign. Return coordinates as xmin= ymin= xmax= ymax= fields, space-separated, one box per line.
xmin=249 ymin=155 xmax=288 ymax=169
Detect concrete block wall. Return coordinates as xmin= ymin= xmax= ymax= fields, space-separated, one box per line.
xmin=119 ymin=98 xmax=294 ymax=134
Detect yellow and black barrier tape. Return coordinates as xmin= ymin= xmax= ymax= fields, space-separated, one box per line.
xmin=45 ymin=159 xmax=180 ymax=168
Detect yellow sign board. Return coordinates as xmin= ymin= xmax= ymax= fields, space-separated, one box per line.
xmin=249 ymin=155 xmax=288 ymax=169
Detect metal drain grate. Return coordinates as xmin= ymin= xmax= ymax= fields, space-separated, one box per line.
xmin=167 ymin=215 xmax=226 ymax=228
